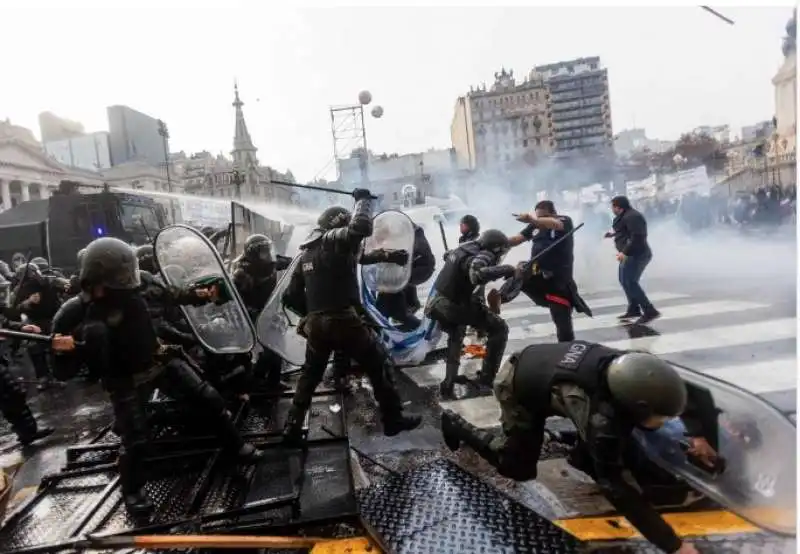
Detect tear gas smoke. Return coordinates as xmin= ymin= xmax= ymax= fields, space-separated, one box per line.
xmin=391 ymin=164 xmax=797 ymax=300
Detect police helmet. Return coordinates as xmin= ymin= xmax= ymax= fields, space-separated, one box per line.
xmin=460 ymin=214 xmax=480 ymax=234
xmin=77 ymin=248 xmax=88 ymax=268
xmin=30 ymin=256 xmax=49 ymax=272
xmin=79 ymin=237 xmax=140 ymax=290
xmin=477 ymin=229 xmax=510 ymax=257
xmin=317 ymin=206 xmax=352 ymax=230
xmin=244 ymin=234 xmax=274 ymax=263
xmin=606 ymin=352 xmax=687 ymax=420
xmin=15 ymin=263 xmax=41 ymax=283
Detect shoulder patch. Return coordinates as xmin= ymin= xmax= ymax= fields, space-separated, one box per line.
xmin=556 ymin=341 xmax=593 ymax=370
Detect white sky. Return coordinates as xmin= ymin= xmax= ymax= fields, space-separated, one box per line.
xmin=0 ymin=1 xmax=794 ymax=181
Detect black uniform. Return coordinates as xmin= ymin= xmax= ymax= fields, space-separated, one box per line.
xmin=54 ymin=237 xmax=262 ymax=518
xmin=231 ymin=234 xmax=292 ymax=387
xmin=515 ymin=213 xmax=590 ymax=342
xmin=282 ymin=192 xmax=420 ymax=443
xmin=14 ymin=265 xmax=66 ymax=388
xmin=443 ymin=341 xmax=692 ymax=554
xmin=375 ymin=224 xmax=435 ymax=330
xmin=0 ymin=276 xmax=53 ymax=445
xmin=425 ymin=230 xmax=512 ymax=397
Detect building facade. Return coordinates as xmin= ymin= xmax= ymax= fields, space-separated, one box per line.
xmin=741 ymin=121 xmax=774 ymax=142
xmin=107 ymin=105 xmax=168 ymax=167
xmin=451 ymin=59 xmax=613 ymax=170
xmin=451 ymin=68 xmax=551 ymax=170
xmin=38 ymin=111 xmax=85 ymax=142
xmin=773 ymin=27 xmax=797 ymax=155
xmin=338 ymin=148 xmax=459 ymax=204
xmin=43 ymin=131 xmax=112 ymax=171
xmin=175 ymin=86 xmax=294 ymax=204
xmin=533 ymin=57 xmax=613 ymax=155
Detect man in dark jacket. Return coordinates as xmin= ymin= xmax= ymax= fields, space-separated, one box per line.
xmin=605 ymin=196 xmax=660 ymax=325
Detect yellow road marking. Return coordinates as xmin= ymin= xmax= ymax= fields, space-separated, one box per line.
xmin=310 ymin=537 xmax=380 ymax=553
xmin=554 ymin=510 xmax=761 ymax=541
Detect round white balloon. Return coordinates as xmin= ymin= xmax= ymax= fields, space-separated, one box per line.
xmin=358 ymin=90 xmax=372 ymax=105
xmin=371 ymin=105 xmax=384 ymax=118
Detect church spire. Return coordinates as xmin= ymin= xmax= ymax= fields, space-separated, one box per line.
xmin=231 ymin=82 xmax=258 ymax=168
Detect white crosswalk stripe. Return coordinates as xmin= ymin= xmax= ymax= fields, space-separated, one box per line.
xmin=403 ymin=287 xmax=798 ymax=430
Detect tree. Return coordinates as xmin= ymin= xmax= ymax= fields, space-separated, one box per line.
xmin=656 ymin=133 xmax=726 ymax=173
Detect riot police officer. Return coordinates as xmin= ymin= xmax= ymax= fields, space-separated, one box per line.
xmin=508 ymin=200 xmax=590 ymax=342
xmin=458 ymin=214 xmax=480 ymax=244
xmin=52 ymin=237 xmax=263 ymax=518
xmin=232 ymin=234 xmax=292 ymax=318
xmin=0 ymin=274 xmax=54 ymax=446
xmin=442 ymin=342 xmax=699 ymax=554
xmin=425 ymin=229 xmax=513 ymax=398
xmin=232 ymin=234 xmax=292 ymax=386
xmin=13 ymin=264 xmax=66 ymax=390
xmin=282 ymin=190 xmax=421 ymax=444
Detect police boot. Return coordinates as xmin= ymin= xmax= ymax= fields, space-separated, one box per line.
xmin=215 ymin=412 xmax=264 ymax=465
xmin=282 ymin=403 xmax=309 ymax=448
xmin=372 ymin=368 xmax=422 ymax=437
xmin=441 ymin=411 xmax=463 ymax=451
xmin=439 ymin=334 xmax=465 ymax=399
xmin=13 ymin=405 xmax=54 ymax=446
xmin=475 ymin=330 xmax=506 ymax=389
xmin=118 ymin=452 xmax=154 ymax=519
xmin=443 ymin=412 xmax=501 ymax=468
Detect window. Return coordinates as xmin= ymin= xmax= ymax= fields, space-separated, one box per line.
xmin=590 ymin=63 xmax=598 ymax=70
xmin=523 ymin=139 xmax=528 ymax=147
xmin=121 ymin=203 xmax=159 ymax=235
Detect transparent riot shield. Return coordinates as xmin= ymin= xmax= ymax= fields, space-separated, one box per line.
xmin=256 ymin=254 xmax=306 ymax=366
xmin=154 ymin=224 xmax=256 ymax=355
xmin=633 ymin=363 xmax=797 ymax=536
xmin=361 ymin=210 xmax=415 ymax=294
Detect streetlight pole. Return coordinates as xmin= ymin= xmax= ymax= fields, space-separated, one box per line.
xmin=157 ymin=119 xmax=177 ymax=223
xmin=232 ymin=170 xmax=243 ymax=199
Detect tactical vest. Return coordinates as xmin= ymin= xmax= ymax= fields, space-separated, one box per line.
xmin=433 ymin=242 xmax=479 ymax=304
xmin=513 ymin=341 xmax=623 ymax=409
xmin=234 ymin=260 xmax=277 ymax=313
xmin=301 ymin=242 xmax=360 ymax=314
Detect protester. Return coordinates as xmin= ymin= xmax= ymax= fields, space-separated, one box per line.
xmin=605 ymin=195 xmax=660 ymax=325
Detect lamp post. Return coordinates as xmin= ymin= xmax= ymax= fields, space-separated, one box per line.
xmin=356 ymin=90 xmax=384 ymax=185
xmin=232 ymin=169 xmax=243 ymax=199
xmin=156 ymin=119 xmax=177 ymax=223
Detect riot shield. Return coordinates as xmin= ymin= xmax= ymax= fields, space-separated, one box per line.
xmin=361 ymin=210 xmax=415 ymax=294
xmin=633 ymin=363 xmax=797 ymax=536
xmin=256 ymin=254 xmax=306 ymax=366
xmin=154 ymin=224 xmax=255 ymax=355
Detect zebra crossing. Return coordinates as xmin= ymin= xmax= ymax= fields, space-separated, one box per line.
xmin=403 ymin=284 xmax=798 ymax=429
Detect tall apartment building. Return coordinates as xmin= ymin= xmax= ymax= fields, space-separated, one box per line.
xmin=107 ymin=105 xmax=168 ymax=167
xmin=533 ymin=56 xmax=613 ymax=155
xmin=452 ymin=59 xmax=613 ymax=169
xmin=451 ymin=68 xmax=551 ymax=170
xmin=38 ymin=111 xmax=85 ymax=142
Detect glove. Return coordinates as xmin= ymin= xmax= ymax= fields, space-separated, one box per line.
xmin=385 ymin=249 xmax=409 ymax=266
xmin=352 ymin=188 xmax=373 ymax=201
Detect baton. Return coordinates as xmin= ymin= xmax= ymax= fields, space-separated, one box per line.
xmin=0 ymin=329 xmax=52 ymax=343
xmin=269 ymin=179 xmax=378 ymax=200
xmin=525 ymin=222 xmax=585 ymax=268
xmin=437 ymin=218 xmax=449 ymax=251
